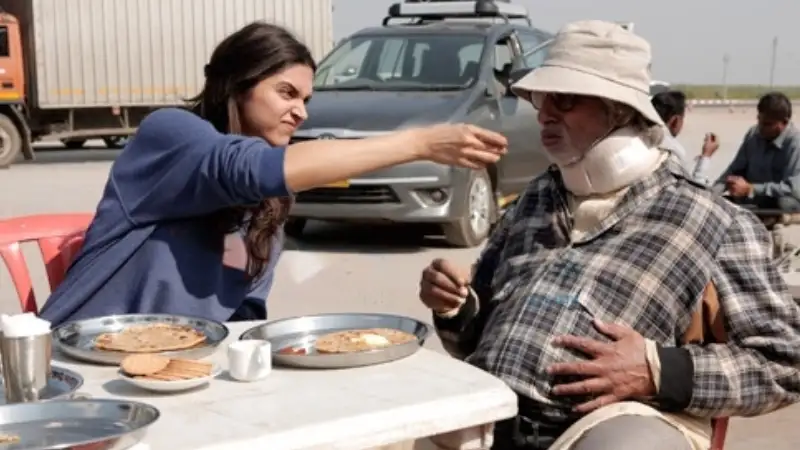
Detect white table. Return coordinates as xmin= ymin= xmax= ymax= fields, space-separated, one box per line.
xmin=54 ymin=321 xmax=517 ymax=450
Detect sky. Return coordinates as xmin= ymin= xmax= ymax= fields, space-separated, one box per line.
xmin=331 ymin=0 xmax=799 ymax=86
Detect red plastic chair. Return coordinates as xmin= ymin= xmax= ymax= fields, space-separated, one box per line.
xmin=0 ymin=213 xmax=93 ymax=314
xmin=711 ymin=418 xmax=728 ymax=450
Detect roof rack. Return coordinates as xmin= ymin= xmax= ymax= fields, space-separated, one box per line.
xmin=382 ymin=0 xmax=531 ymax=26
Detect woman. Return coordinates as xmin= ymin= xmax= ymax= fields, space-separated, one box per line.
xmin=39 ymin=22 xmax=506 ymax=326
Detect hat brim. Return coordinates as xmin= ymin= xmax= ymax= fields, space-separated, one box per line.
xmin=511 ymin=65 xmax=664 ymax=126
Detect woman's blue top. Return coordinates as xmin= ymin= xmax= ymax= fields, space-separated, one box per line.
xmin=39 ymin=108 xmax=289 ymax=326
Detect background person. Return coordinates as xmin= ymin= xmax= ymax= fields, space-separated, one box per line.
xmin=651 ymin=90 xmax=720 ymax=185
xmin=712 ymin=91 xmax=800 ymax=212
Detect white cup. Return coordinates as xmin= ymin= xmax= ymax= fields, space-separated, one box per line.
xmin=227 ymin=340 xmax=272 ymax=382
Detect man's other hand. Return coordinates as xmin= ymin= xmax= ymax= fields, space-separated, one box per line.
xmin=419 ymin=258 xmax=470 ymax=316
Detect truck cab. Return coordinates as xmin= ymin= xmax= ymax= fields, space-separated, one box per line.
xmin=287 ymin=0 xmax=553 ymax=247
xmin=0 ymin=13 xmax=24 ymax=104
xmin=0 ymin=12 xmax=28 ymax=166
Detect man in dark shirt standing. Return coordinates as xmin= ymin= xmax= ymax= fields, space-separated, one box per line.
xmin=714 ymin=92 xmax=800 ymax=211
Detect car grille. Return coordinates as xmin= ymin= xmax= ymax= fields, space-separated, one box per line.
xmin=289 ymin=136 xmax=357 ymax=143
xmin=289 ymin=136 xmax=317 ymax=143
xmin=295 ymin=185 xmax=400 ymax=204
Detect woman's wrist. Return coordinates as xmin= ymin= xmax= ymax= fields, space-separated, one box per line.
xmin=397 ymin=128 xmax=431 ymax=162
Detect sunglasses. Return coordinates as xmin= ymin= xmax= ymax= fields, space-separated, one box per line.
xmin=530 ymin=92 xmax=582 ymax=112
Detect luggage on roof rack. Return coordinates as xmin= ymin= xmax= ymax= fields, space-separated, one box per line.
xmin=383 ymin=0 xmax=530 ymax=26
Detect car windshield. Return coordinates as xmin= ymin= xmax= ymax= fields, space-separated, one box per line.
xmin=314 ymin=34 xmax=486 ymax=92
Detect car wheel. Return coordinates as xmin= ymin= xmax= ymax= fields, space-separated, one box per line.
xmin=284 ymin=218 xmax=307 ymax=238
xmin=103 ymin=136 xmax=127 ymax=148
xmin=443 ymin=169 xmax=496 ymax=247
xmin=62 ymin=139 xmax=86 ymax=149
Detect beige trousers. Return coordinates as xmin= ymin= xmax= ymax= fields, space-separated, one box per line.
xmin=369 ymin=401 xmax=710 ymax=450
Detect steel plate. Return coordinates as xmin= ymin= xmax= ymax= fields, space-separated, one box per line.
xmin=0 ymin=399 xmax=159 ymax=450
xmin=239 ymin=313 xmax=431 ymax=369
xmin=52 ymin=314 xmax=229 ymax=365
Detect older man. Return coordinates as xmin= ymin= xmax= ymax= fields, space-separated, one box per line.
xmin=419 ymin=21 xmax=800 ymax=450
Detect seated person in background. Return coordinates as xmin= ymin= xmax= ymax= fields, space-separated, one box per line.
xmin=651 ymin=90 xmax=719 ymax=184
xmin=712 ymin=91 xmax=800 ymax=214
xmin=419 ymin=21 xmax=800 ymax=450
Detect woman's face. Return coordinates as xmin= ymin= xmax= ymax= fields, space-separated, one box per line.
xmin=240 ymin=63 xmax=314 ymax=146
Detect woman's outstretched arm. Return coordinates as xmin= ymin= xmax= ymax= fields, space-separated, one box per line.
xmin=113 ymin=108 xmax=506 ymax=224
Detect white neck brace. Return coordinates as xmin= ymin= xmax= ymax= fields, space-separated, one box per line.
xmin=557 ymin=127 xmax=664 ymax=196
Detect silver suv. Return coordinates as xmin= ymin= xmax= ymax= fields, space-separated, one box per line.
xmin=287 ymin=0 xmax=553 ymax=247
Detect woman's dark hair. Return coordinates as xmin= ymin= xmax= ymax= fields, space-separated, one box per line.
xmin=188 ymin=22 xmax=316 ymax=279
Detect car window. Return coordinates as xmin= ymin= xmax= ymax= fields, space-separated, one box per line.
xmin=517 ymin=30 xmax=545 ymax=53
xmin=493 ymin=41 xmax=513 ymax=71
xmin=315 ymin=34 xmax=486 ymax=91
xmin=522 ymin=39 xmax=552 ymax=69
xmin=376 ymin=39 xmax=407 ymax=78
xmin=0 ymin=27 xmax=8 ymax=58
xmin=314 ymin=39 xmax=373 ymax=86
xmin=517 ymin=30 xmax=552 ymax=69
xmin=459 ymin=43 xmax=482 ymax=73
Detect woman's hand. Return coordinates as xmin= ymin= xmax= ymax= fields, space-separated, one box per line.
xmin=410 ymin=124 xmax=508 ymax=169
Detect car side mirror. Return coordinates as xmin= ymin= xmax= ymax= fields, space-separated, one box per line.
xmin=504 ymin=68 xmax=534 ymax=96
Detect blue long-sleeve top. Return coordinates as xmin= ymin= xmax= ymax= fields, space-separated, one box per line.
xmin=39 ymin=108 xmax=289 ymax=326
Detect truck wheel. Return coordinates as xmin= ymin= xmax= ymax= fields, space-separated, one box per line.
xmin=443 ymin=169 xmax=496 ymax=247
xmin=62 ymin=139 xmax=86 ymax=149
xmin=0 ymin=114 xmax=22 ymax=168
xmin=284 ymin=218 xmax=307 ymax=238
xmin=103 ymin=136 xmax=127 ymax=148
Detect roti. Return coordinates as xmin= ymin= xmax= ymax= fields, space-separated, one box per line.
xmin=314 ymin=328 xmax=417 ymax=354
xmin=95 ymin=323 xmax=207 ymax=353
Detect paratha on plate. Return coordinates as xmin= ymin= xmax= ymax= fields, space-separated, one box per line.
xmin=314 ymin=328 xmax=417 ymax=354
xmin=95 ymin=323 xmax=207 ymax=353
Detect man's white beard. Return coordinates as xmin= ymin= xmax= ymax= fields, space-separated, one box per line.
xmin=546 ymin=127 xmax=665 ymax=196
xmin=543 ymin=134 xmax=586 ymax=167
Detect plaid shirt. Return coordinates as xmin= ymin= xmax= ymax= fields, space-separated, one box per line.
xmin=435 ymin=156 xmax=800 ymax=423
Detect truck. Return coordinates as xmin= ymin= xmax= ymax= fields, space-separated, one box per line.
xmin=0 ymin=0 xmax=334 ymax=167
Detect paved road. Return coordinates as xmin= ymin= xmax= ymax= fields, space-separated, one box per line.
xmin=1 ymin=107 xmax=798 ymax=448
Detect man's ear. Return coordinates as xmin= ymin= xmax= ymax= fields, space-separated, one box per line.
xmin=666 ymin=116 xmax=680 ymax=135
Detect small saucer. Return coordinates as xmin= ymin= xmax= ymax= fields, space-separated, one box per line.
xmin=117 ymin=364 xmax=221 ymax=393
